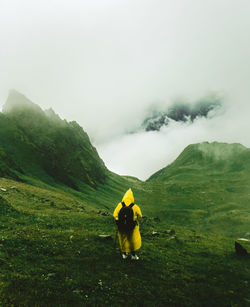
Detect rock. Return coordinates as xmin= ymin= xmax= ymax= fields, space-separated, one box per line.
xmin=152 ymin=231 xmax=159 ymax=237
xmin=238 ymin=238 xmax=250 ymax=242
xmin=235 ymin=241 xmax=248 ymax=256
xmin=98 ymin=235 xmax=112 ymax=241
xmin=98 ymin=210 xmax=110 ymax=216
xmin=236 ymin=238 xmax=250 ymax=255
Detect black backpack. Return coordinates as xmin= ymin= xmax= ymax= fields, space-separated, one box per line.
xmin=117 ymin=202 xmax=136 ymax=233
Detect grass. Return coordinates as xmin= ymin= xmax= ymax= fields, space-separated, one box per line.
xmin=0 ymin=177 xmax=250 ymax=306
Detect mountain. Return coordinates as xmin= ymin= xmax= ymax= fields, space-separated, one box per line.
xmin=1 ymin=91 xmax=250 ymax=234
xmin=0 ymin=93 xmax=250 ymax=306
xmin=142 ymin=98 xmax=221 ymax=131
xmin=0 ymin=90 xmax=108 ymax=190
xmin=1 ymin=92 xmax=250 ymax=236
xmin=146 ymin=142 xmax=250 ymax=235
xmin=148 ymin=141 xmax=250 ymax=181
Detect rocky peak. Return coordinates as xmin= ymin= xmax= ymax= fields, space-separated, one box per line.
xmin=2 ymin=89 xmax=43 ymax=114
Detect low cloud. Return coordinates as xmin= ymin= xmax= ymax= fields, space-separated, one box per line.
xmin=96 ymin=99 xmax=250 ymax=180
xmin=141 ymin=95 xmax=222 ymax=132
xmin=1 ymin=1 xmax=250 ymax=180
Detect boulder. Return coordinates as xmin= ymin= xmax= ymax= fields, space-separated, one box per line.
xmin=152 ymin=231 xmax=159 ymax=237
xmin=98 ymin=210 xmax=110 ymax=216
xmin=235 ymin=241 xmax=248 ymax=256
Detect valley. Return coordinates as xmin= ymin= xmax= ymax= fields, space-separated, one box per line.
xmin=0 ymin=91 xmax=250 ymax=306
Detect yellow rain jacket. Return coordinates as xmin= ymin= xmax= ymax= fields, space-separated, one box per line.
xmin=113 ymin=189 xmax=142 ymax=253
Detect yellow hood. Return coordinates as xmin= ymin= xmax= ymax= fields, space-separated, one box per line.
xmin=122 ymin=188 xmax=135 ymax=206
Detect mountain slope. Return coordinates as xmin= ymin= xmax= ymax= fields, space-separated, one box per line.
xmin=0 ymin=90 xmax=108 ymax=190
xmin=148 ymin=142 xmax=250 ymax=182
xmin=146 ymin=142 xmax=250 ymax=235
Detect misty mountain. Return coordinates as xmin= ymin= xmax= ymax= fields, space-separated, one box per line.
xmin=148 ymin=142 xmax=250 ymax=181
xmin=1 ymin=91 xmax=250 ymax=236
xmin=142 ymin=98 xmax=221 ymax=131
xmin=145 ymin=142 xmax=250 ymax=235
xmin=0 ymin=90 xmax=108 ymax=189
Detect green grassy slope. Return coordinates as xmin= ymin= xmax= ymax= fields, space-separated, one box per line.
xmin=148 ymin=142 xmax=250 ymax=182
xmin=146 ymin=142 xmax=250 ymax=236
xmin=0 ymin=177 xmax=249 ymax=306
xmin=1 ymin=90 xmax=107 ymax=189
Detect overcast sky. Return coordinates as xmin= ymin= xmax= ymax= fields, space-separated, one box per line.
xmin=1 ymin=0 xmax=250 ymax=179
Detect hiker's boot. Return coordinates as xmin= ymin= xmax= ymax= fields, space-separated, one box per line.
xmin=131 ymin=254 xmax=139 ymax=260
xmin=122 ymin=253 xmax=128 ymax=259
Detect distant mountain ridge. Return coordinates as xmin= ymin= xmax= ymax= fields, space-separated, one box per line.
xmin=1 ymin=90 xmax=250 ymax=190
xmin=142 ymin=98 xmax=221 ymax=132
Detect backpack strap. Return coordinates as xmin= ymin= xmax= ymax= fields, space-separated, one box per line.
xmin=129 ymin=203 xmax=137 ymax=226
xmin=121 ymin=202 xmax=134 ymax=208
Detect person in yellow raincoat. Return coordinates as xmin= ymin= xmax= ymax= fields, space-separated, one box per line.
xmin=113 ymin=188 xmax=142 ymax=260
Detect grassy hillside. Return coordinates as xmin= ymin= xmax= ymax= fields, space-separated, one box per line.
xmin=1 ymin=91 xmax=250 ymax=305
xmin=1 ymin=90 xmax=107 ymax=189
xmin=148 ymin=142 xmax=250 ymax=181
xmin=1 ymin=91 xmax=250 ymax=237
xmin=0 ymin=177 xmax=249 ymax=306
xmin=146 ymin=142 xmax=250 ymax=236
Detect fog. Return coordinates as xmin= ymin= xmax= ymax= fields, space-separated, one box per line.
xmin=1 ymin=0 xmax=250 ymax=179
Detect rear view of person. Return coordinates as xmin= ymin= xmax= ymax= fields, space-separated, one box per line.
xmin=113 ymin=188 xmax=142 ymax=260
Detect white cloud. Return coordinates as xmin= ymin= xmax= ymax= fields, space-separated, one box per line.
xmin=97 ymin=101 xmax=250 ymax=180
xmin=1 ymin=0 xmax=250 ymax=179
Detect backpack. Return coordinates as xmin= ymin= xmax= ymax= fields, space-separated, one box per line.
xmin=117 ymin=202 xmax=136 ymax=233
